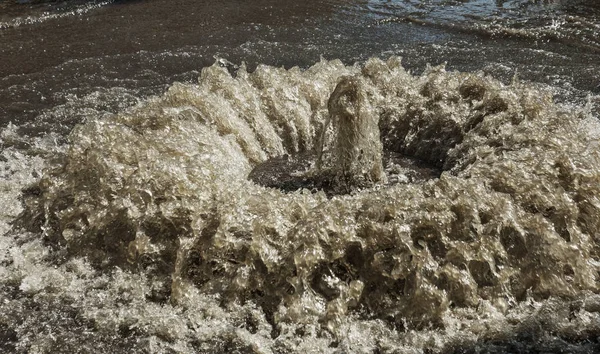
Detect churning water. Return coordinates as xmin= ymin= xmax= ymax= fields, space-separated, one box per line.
xmin=1 ymin=1 xmax=600 ymax=353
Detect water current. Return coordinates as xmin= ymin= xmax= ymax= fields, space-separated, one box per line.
xmin=1 ymin=0 xmax=600 ymax=353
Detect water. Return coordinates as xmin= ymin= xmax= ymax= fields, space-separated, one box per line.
xmin=1 ymin=1 xmax=600 ymax=353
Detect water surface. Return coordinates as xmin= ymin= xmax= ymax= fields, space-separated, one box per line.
xmin=1 ymin=1 xmax=600 ymax=353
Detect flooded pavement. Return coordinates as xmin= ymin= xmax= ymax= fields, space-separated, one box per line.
xmin=1 ymin=1 xmax=600 ymax=353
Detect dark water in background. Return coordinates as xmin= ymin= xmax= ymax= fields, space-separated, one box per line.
xmin=1 ymin=0 xmax=599 ymax=137
xmin=2 ymin=1 xmax=600 ymax=353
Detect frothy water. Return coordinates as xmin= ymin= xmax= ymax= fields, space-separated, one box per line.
xmin=2 ymin=0 xmax=600 ymax=352
xmin=3 ymin=57 xmax=600 ymax=352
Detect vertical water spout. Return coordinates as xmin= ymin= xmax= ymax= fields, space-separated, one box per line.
xmin=318 ymin=76 xmax=386 ymax=192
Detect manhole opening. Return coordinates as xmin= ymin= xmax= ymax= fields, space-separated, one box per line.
xmin=248 ymin=151 xmax=441 ymax=196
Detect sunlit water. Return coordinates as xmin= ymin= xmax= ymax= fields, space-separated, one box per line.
xmin=1 ymin=1 xmax=600 ymax=353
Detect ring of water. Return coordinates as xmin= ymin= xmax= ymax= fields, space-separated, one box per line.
xmin=23 ymin=57 xmax=600 ymax=338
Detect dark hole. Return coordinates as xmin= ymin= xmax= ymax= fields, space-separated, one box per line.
xmin=244 ymin=316 xmax=259 ymax=334
xmin=248 ymin=151 xmax=440 ymax=196
xmin=459 ymin=81 xmax=486 ymax=101
xmin=500 ymin=226 xmax=528 ymax=259
xmin=564 ymin=264 xmax=575 ymax=278
xmin=468 ymin=260 xmax=496 ymax=287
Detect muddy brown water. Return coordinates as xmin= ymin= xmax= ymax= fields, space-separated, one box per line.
xmin=2 ymin=1 xmax=600 ymax=353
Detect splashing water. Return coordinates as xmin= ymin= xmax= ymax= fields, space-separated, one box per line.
xmin=4 ymin=57 xmax=600 ymax=352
